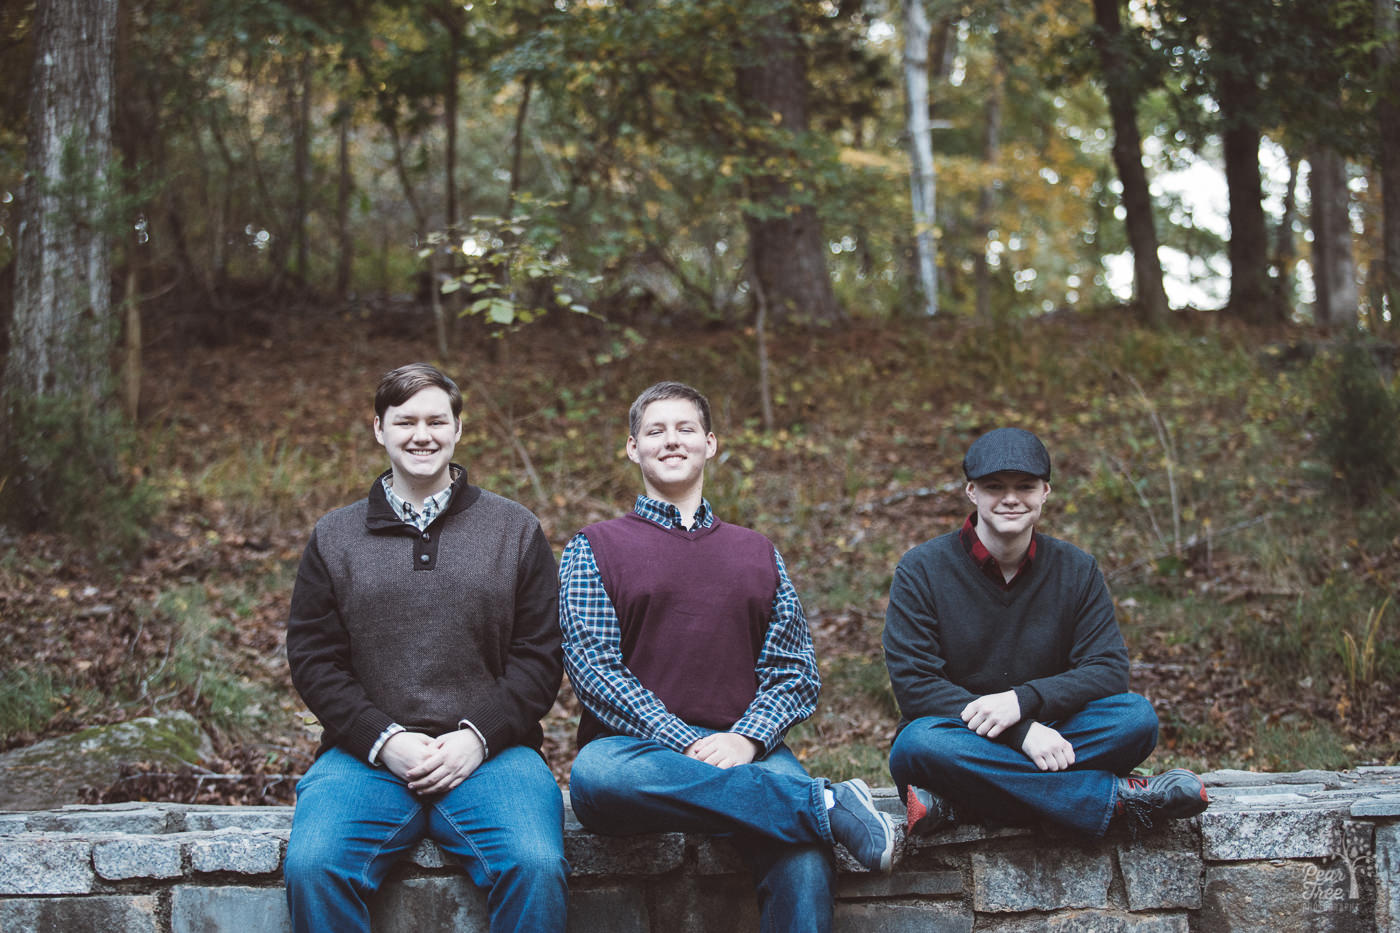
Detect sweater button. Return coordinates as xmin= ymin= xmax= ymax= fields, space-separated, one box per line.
xmin=421 ymin=531 xmax=430 ymax=541
xmin=419 ymin=553 xmax=430 ymax=564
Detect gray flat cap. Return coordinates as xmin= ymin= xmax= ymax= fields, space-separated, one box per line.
xmin=962 ymin=427 xmax=1051 ymax=481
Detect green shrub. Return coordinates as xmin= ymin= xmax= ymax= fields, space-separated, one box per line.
xmin=1316 ymin=341 xmax=1400 ymax=503
xmin=1 ymin=394 xmax=154 ymax=563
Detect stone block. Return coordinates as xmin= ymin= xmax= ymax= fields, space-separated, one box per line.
xmin=981 ymin=909 xmax=1189 ymax=932
xmin=1116 ymin=843 xmax=1203 ymax=911
xmin=405 ymin=838 xmax=448 ymax=869
xmin=1203 ymin=769 xmax=1346 ymax=790
xmin=187 ymin=830 xmax=283 ymax=875
xmin=565 ymin=830 xmax=685 ymax=876
xmin=182 ymin=808 xmax=294 ymax=832
xmin=837 ymin=869 xmax=962 ymax=900
xmin=1352 ymin=795 xmax=1400 ymax=818
xmin=647 ymin=872 xmax=757 ymax=933
xmin=1212 ymin=784 xmax=1327 ymax=799
xmin=906 ymin=821 xmax=1031 ymax=850
xmin=1202 ymin=861 xmax=1373 ymax=932
xmin=37 ymin=807 xmax=172 ymax=835
xmin=690 ymin=836 xmax=745 ymax=875
xmin=370 ymin=875 xmax=489 ymax=932
xmin=94 ymin=833 xmax=185 ymax=880
xmin=0 ymin=835 xmax=94 ymax=894
xmin=171 ymin=885 xmax=292 ymax=933
xmin=568 ymin=883 xmax=650 ymax=933
xmin=0 ymin=894 xmax=160 ymax=932
xmin=1377 ymin=822 xmax=1399 ymax=933
xmin=834 ymin=901 xmax=973 ymax=933
xmin=1202 ymin=807 xmax=1347 ymax=860
xmin=972 ymin=848 xmax=1113 ymax=912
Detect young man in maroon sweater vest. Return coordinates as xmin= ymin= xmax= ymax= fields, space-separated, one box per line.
xmin=560 ymin=381 xmax=898 ymax=931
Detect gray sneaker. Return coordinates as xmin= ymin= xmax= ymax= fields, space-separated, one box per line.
xmin=828 ymin=779 xmax=897 ymax=872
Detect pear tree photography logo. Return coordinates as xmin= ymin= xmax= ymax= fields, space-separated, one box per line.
xmin=1302 ymin=822 xmax=1375 ymax=904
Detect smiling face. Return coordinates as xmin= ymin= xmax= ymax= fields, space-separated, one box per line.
xmin=626 ymin=396 xmax=717 ymax=505
xmin=966 ymin=470 xmax=1051 ymax=542
xmin=373 ymin=386 xmax=462 ymax=503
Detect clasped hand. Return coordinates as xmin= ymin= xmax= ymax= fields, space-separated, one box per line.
xmin=381 ymin=729 xmax=485 ymax=795
xmin=960 ymin=690 xmax=1021 ymax=737
xmin=684 ymin=731 xmax=761 ymax=769
xmin=962 ymin=691 xmax=1074 ymax=771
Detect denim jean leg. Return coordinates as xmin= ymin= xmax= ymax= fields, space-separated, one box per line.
xmin=1047 ymin=693 xmax=1159 ymax=777
xmin=284 ymin=748 xmax=430 ymax=933
xmin=735 ymin=745 xmax=835 ymax=933
xmin=569 ymin=735 xmax=829 ymax=845
xmin=889 ymin=716 xmax=1116 ymax=836
xmin=426 ymin=746 xmax=569 ymax=933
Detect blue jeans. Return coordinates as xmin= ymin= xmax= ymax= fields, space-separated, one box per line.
xmin=285 ymin=745 xmax=568 ymax=933
xmin=569 ymin=735 xmax=836 ymax=933
xmin=888 ymin=693 xmax=1159 ymax=836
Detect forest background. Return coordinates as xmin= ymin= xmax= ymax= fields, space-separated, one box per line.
xmin=1 ymin=0 xmax=1398 ymax=804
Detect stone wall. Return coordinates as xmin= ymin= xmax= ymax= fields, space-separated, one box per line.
xmin=1 ymin=768 xmax=1397 ymax=932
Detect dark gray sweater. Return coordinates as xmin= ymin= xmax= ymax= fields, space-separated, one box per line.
xmin=883 ymin=528 xmax=1129 ymax=749
xmin=286 ymin=469 xmax=562 ymax=761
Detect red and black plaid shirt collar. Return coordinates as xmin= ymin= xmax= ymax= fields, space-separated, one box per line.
xmin=960 ymin=514 xmax=1037 ymax=589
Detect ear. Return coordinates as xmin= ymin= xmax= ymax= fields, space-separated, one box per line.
xmin=965 ymin=480 xmax=977 ymax=504
xmin=452 ymin=417 xmax=463 ymax=441
xmin=626 ymin=435 xmax=640 ymax=464
xmin=373 ymin=415 xmax=385 ymax=446
xmin=704 ymin=432 xmax=717 ymax=460
xmin=1043 ymin=481 xmax=1051 ymax=499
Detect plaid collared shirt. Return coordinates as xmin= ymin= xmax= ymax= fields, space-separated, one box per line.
xmin=382 ymin=477 xmax=454 ymax=531
xmin=559 ymin=495 xmax=820 ymax=755
xmin=959 ymin=513 xmax=1037 ymax=589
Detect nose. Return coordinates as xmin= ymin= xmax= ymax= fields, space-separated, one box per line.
xmin=412 ymin=420 xmax=431 ymax=442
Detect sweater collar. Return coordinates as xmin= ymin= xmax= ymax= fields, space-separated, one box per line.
xmin=367 ymin=464 xmax=478 ymax=531
xmin=960 ymin=513 xmax=1037 ymax=589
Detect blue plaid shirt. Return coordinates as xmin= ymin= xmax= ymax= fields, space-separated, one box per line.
xmin=382 ymin=477 xmax=455 ymax=531
xmin=559 ymin=495 xmax=820 ymax=755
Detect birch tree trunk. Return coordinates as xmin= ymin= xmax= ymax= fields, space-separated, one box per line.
xmin=902 ymin=0 xmax=938 ymax=317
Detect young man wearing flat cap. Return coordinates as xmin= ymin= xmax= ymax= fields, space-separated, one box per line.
xmin=882 ymin=427 xmax=1208 ymax=839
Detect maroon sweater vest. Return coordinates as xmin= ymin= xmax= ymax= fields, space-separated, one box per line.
xmin=577 ymin=513 xmax=779 ymax=746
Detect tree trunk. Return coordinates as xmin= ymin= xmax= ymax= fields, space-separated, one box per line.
xmin=1217 ymin=30 xmax=1275 ymax=322
xmin=1376 ymin=0 xmax=1400 ymax=325
xmin=1273 ymin=156 xmax=1300 ymax=314
xmin=292 ymin=49 xmax=312 ymax=288
xmin=1092 ymin=0 xmax=1170 ymax=325
xmin=902 ymin=0 xmax=938 ymax=317
xmin=1309 ymin=147 xmax=1359 ymax=332
xmin=7 ymin=0 xmax=118 ymax=404
xmin=974 ymin=55 xmax=1003 ymax=322
xmin=4 ymin=0 xmax=119 ymax=524
xmin=335 ymin=100 xmax=353 ymax=302
xmin=736 ymin=2 xmax=842 ymax=325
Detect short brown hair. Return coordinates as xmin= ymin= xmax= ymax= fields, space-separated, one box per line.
xmin=374 ymin=363 xmax=463 ymax=420
xmin=628 ymin=381 xmax=712 ymax=437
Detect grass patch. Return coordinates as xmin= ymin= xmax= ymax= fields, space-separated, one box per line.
xmin=0 ymin=667 xmax=59 ymax=739
xmin=134 ymin=584 xmax=281 ymax=739
xmin=1250 ymin=717 xmax=1355 ymax=772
